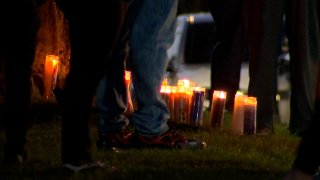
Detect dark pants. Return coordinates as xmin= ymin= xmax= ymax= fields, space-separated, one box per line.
xmin=207 ymin=0 xmax=246 ymax=110
xmin=0 ymin=0 xmax=39 ymax=157
xmin=246 ymin=0 xmax=320 ymax=133
xmin=56 ymin=0 xmax=123 ymax=163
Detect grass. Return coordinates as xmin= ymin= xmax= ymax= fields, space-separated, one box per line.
xmin=0 ymin=101 xmax=300 ymax=180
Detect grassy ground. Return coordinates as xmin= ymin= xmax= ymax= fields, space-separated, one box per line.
xmin=0 ymin=101 xmax=300 ymax=180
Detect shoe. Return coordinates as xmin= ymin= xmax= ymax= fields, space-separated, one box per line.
xmin=133 ymin=130 xmax=206 ymax=149
xmin=96 ymin=129 xmax=133 ymax=150
xmin=63 ymin=160 xmax=106 ymax=173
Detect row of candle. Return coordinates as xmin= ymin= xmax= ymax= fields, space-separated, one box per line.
xmin=161 ymin=81 xmax=206 ymax=127
xmin=160 ymin=79 xmax=258 ymax=135
xmin=231 ymin=92 xmax=257 ymax=135
xmin=44 ymin=60 xmax=257 ymax=135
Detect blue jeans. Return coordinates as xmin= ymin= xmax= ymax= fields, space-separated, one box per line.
xmin=96 ymin=0 xmax=178 ymax=135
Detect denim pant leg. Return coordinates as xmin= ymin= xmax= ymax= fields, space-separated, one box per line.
xmin=96 ymin=64 xmax=129 ymax=135
xmin=129 ymin=0 xmax=178 ymax=135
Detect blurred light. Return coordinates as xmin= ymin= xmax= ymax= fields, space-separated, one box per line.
xmin=186 ymin=15 xmax=195 ymax=24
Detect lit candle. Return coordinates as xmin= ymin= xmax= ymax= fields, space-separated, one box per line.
xmin=210 ymin=90 xmax=227 ymax=130
xmin=125 ymin=70 xmax=134 ymax=115
xmin=243 ymin=96 xmax=257 ymax=135
xmin=231 ymin=92 xmax=247 ymax=135
xmin=189 ymin=87 xmax=205 ymax=127
xmin=177 ymin=79 xmax=195 ymax=123
xmin=160 ymin=85 xmax=174 ymax=118
xmin=43 ymin=55 xmax=59 ymax=98
xmin=173 ymin=86 xmax=189 ymax=124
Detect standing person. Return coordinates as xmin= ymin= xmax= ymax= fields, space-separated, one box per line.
xmin=206 ymin=0 xmax=246 ymax=111
xmin=54 ymin=0 xmax=125 ymax=172
xmin=284 ymin=59 xmax=320 ymax=179
xmin=0 ymin=0 xmax=40 ymax=164
xmin=95 ymin=0 xmax=205 ymax=150
xmin=0 ymin=0 xmax=124 ymax=173
xmin=246 ymin=0 xmax=320 ymax=135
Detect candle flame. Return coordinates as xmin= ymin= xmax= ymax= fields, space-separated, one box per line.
xmin=171 ymin=86 xmax=177 ymax=93
xmin=162 ymin=78 xmax=168 ymax=86
xmin=193 ymin=87 xmax=205 ymax=92
xmin=235 ymin=91 xmax=244 ymax=96
xmin=160 ymin=85 xmax=172 ymax=93
xmin=214 ymin=90 xmax=227 ymax=99
xmin=245 ymin=96 xmax=257 ymax=105
xmin=177 ymin=79 xmax=195 ymax=88
xmin=125 ymin=71 xmax=131 ymax=81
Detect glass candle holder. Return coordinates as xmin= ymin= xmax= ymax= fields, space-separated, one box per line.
xmin=243 ymin=96 xmax=257 ymax=135
xmin=210 ymin=90 xmax=227 ymax=130
xmin=189 ymin=87 xmax=205 ymax=127
xmin=231 ymin=92 xmax=247 ymax=135
xmin=43 ymin=55 xmax=59 ymax=98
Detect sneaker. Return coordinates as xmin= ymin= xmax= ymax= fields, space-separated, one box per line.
xmin=96 ymin=129 xmax=133 ymax=150
xmin=133 ymin=130 xmax=206 ymax=149
xmin=64 ymin=160 xmax=106 ymax=173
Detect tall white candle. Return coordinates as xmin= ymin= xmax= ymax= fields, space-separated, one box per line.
xmin=231 ymin=92 xmax=247 ymax=135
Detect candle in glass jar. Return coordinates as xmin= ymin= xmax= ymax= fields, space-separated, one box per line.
xmin=243 ymin=96 xmax=257 ymax=135
xmin=189 ymin=87 xmax=205 ymax=127
xmin=124 ymin=70 xmax=134 ymax=115
xmin=160 ymin=85 xmax=174 ymax=118
xmin=173 ymin=86 xmax=189 ymax=124
xmin=177 ymin=79 xmax=195 ymax=123
xmin=43 ymin=55 xmax=59 ymax=98
xmin=210 ymin=90 xmax=227 ymax=130
xmin=231 ymin=92 xmax=247 ymax=135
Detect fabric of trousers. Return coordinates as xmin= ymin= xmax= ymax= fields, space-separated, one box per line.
xmin=95 ymin=0 xmax=144 ymax=135
xmin=96 ymin=0 xmax=178 ymax=136
xmin=207 ymin=0 xmax=246 ymax=111
xmin=57 ymin=0 xmax=123 ymax=163
xmin=128 ymin=0 xmax=178 ymax=135
xmin=246 ymin=0 xmax=320 ymax=133
xmin=0 ymin=0 xmax=39 ymax=158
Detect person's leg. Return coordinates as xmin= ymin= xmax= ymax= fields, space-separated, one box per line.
xmin=207 ymin=0 xmax=245 ymax=111
xmin=57 ymin=0 xmax=122 ymax=165
xmin=287 ymin=0 xmax=320 ymax=136
xmin=96 ymin=74 xmax=129 ymax=135
xmin=247 ymin=0 xmax=285 ymax=132
xmin=95 ymin=1 xmax=145 ymax=150
xmin=128 ymin=0 xmax=178 ymax=136
xmin=0 ymin=0 xmax=39 ymax=163
xmin=127 ymin=0 xmax=206 ymax=149
xmin=95 ymin=52 xmax=131 ymax=149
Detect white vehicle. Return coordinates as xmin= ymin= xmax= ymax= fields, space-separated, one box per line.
xmin=166 ymin=12 xmax=289 ymax=91
xmin=166 ymin=12 xmax=215 ymax=88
